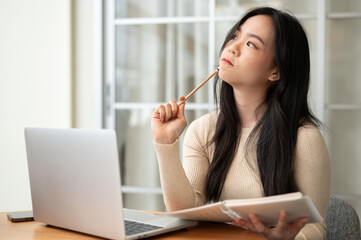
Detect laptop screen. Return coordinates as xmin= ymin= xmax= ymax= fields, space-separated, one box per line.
xmin=25 ymin=128 xmax=125 ymax=239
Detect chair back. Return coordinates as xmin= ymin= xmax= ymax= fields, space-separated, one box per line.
xmin=325 ymin=195 xmax=361 ymax=240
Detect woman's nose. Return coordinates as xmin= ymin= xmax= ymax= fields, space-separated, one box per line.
xmin=228 ymin=43 xmax=240 ymax=56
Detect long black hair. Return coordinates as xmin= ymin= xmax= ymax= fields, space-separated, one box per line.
xmin=206 ymin=7 xmax=320 ymax=202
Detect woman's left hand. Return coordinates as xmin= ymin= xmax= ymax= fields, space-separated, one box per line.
xmin=232 ymin=211 xmax=309 ymax=240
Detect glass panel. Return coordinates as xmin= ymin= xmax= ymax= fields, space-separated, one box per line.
xmin=115 ymin=23 xmax=209 ymax=103
xmin=215 ymin=0 xmax=317 ymax=16
xmin=326 ymin=19 xmax=361 ymax=104
xmin=325 ymin=110 xmax=361 ymax=196
xmin=115 ymin=0 xmax=209 ymax=18
xmin=116 ymin=109 xmax=158 ymax=187
xmin=327 ymin=0 xmax=361 ymax=13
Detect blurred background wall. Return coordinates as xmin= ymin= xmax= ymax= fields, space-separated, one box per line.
xmin=0 ymin=0 xmax=96 ymax=211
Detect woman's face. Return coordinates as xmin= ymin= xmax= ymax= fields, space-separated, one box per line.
xmin=218 ymin=15 xmax=279 ymax=88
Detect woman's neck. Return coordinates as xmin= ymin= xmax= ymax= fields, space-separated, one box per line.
xmin=233 ymin=86 xmax=267 ymax=128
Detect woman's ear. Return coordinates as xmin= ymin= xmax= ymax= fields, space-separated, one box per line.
xmin=268 ymin=68 xmax=280 ymax=82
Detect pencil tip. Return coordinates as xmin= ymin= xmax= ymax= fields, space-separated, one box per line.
xmin=216 ymin=67 xmax=219 ymax=71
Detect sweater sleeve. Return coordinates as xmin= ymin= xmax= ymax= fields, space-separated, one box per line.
xmin=153 ymin=115 xmax=213 ymax=211
xmin=294 ymin=125 xmax=331 ymax=240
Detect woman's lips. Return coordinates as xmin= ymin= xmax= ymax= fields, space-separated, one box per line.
xmin=221 ymin=58 xmax=233 ymax=66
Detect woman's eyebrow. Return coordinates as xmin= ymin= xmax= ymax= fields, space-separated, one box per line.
xmin=238 ymin=27 xmax=265 ymax=45
xmin=247 ymin=33 xmax=265 ymax=45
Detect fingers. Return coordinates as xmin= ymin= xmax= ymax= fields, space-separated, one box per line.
xmin=276 ymin=210 xmax=288 ymax=229
xmin=283 ymin=216 xmax=309 ymax=239
xmin=275 ymin=211 xmax=308 ymax=230
xmin=232 ymin=218 xmax=254 ymax=231
xmin=232 ymin=212 xmax=309 ymax=240
xmin=170 ymin=100 xmax=178 ymax=118
xmin=154 ymin=97 xmax=184 ymax=122
xmin=155 ymin=105 xmax=166 ymax=122
xmin=164 ymin=103 xmax=172 ymax=121
xmin=296 ymin=217 xmax=309 ymax=229
xmin=178 ymin=95 xmax=186 ymax=106
xmin=249 ymin=213 xmax=268 ymax=234
xmin=232 ymin=214 xmax=276 ymax=235
xmin=177 ymin=96 xmax=186 ymax=118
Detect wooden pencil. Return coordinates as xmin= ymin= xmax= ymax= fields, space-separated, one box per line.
xmin=178 ymin=68 xmax=219 ymax=105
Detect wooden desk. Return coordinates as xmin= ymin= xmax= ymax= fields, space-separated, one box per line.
xmin=0 ymin=212 xmax=266 ymax=240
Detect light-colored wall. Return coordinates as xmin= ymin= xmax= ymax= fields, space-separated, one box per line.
xmin=0 ymin=0 xmax=95 ymax=212
xmin=72 ymin=0 xmax=100 ymax=129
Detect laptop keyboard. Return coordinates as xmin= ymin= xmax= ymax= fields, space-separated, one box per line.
xmin=125 ymin=219 xmax=163 ymax=236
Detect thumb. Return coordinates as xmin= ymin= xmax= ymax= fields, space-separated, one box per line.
xmin=297 ymin=217 xmax=309 ymax=228
xmin=178 ymin=96 xmax=186 ymax=118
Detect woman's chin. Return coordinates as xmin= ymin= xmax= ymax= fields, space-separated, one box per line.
xmin=218 ymin=71 xmax=229 ymax=82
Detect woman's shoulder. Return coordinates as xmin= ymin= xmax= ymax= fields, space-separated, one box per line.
xmin=297 ymin=123 xmax=322 ymax=139
xmin=186 ymin=110 xmax=219 ymax=142
xmin=296 ymin=123 xmax=328 ymax=151
xmin=294 ymin=123 xmax=330 ymax=173
xmin=189 ymin=110 xmax=219 ymax=128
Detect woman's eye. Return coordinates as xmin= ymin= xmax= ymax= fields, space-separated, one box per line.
xmin=247 ymin=41 xmax=256 ymax=48
xmin=231 ymin=34 xmax=237 ymax=40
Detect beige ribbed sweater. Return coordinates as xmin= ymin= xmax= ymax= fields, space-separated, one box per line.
xmin=154 ymin=111 xmax=331 ymax=240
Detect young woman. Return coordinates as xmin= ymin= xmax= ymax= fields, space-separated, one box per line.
xmin=151 ymin=7 xmax=330 ymax=240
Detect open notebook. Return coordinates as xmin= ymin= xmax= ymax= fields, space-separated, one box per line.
xmin=159 ymin=192 xmax=322 ymax=226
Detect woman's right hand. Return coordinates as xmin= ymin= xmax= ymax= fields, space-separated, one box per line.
xmin=151 ymin=96 xmax=187 ymax=144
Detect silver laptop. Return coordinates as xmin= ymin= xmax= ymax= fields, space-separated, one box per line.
xmin=24 ymin=128 xmax=196 ymax=240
